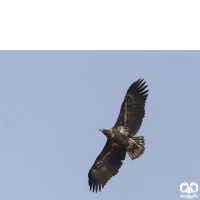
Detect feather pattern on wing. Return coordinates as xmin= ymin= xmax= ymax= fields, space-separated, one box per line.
xmin=88 ymin=140 xmax=126 ymax=192
xmin=113 ymin=79 xmax=148 ymax=137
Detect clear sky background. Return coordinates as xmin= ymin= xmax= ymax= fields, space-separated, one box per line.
xmin=0 ymin=51 xmax=199 ymax=200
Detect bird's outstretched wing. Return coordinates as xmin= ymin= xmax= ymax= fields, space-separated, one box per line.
xmin=88 ymin=140 xmax=126 ymax=192
xmin=113 ymin=79 xmax=148 ymax=137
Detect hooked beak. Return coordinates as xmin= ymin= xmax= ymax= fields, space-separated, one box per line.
xmin=99 ymin=129 xmax=103 ymax=132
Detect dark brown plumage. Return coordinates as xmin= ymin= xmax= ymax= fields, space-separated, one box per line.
xmin=88 ymin=79 xmax=148 ymax=192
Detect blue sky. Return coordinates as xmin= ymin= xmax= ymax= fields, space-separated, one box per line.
xmin=0 ymin=51 xmax=199 ymax=200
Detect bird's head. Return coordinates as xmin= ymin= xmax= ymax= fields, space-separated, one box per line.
xmin=99 ymin=129 xmax=111 ymax=138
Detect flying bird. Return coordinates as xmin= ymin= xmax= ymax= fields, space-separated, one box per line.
xmin=88 ymin=79 xmax=148 ymax=192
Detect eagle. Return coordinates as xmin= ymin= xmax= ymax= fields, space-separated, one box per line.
xmin=88 ymin=79 xmax=148 ymax=192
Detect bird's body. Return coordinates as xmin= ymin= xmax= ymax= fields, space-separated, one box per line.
xmin=88 ymin=79 xmax=148 ymax=192
xmin=101 ymin=128 xmax=132 ymax=148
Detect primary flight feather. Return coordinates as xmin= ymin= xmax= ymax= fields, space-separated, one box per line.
xmin=88 ymin=79 xmax=148 ymax=192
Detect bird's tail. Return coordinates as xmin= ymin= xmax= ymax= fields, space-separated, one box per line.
xmin=127 ymin=137 xmax=145 ymax=160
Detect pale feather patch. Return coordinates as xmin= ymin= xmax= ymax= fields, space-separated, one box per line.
xmin=102 ymin=166 xmax=106 ymax=172
xmin=117 ymin=126 xmax=128 ymax=135
xmin=128 ymin=138 xmax=137 ymax=148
